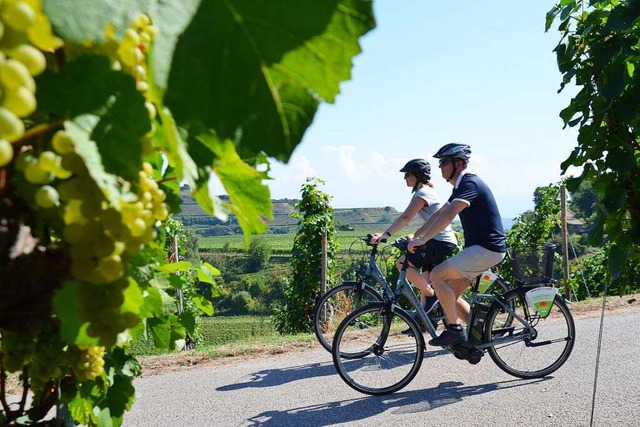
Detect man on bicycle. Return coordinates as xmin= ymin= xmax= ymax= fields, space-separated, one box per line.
xmin=408 ymin=143 xmax=506 ymax=347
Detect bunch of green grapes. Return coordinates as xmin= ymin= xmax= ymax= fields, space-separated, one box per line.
xmin=0 ymin=329 xmax=36 ymax=373
xmin=28 ymin=328 xmax=68 ymax=388
xmin=0 ymin=0 xmax=61 ymax=167
xmin=72 ymin=345 xmax=105 ymax=382
xmin=115 ymin=13 xmax=157 ymax=94
xmin=74 ymin=279 xmax=138 ymax=346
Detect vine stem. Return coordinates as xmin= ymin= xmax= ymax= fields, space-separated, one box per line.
xmin=0 ymin=358 xmax=12 ymax=417
xmin=18 ymin=365 xmax=29 ymax=415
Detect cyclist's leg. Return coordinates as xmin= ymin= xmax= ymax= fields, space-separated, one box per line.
xmin=396 ymin=254 xmax=435 ymax=299
xmin=432 ymin=246 xmax=505 ymax=325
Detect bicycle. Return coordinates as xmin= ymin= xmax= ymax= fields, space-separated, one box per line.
xmin=331 ymin=241 xmax=575 ymax=395
xmin=313 ymin=235 xmax=511 ymax=354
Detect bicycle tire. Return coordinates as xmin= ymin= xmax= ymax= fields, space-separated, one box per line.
xmin=332 ymin=302 xmax=425 ymax=395
xmin=484 ymin=288 xmax=575 ymax=378
xmin=313 ymin=282 xmax=382 ymax=353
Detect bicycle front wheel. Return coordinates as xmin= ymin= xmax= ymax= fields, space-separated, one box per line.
xmin=313 ymin=282 xmax=382 ymax=353
xmin=332 ymin=303 xmax=424 ymax=396
xmin=485 ymin=289 xmax=575 ymax=378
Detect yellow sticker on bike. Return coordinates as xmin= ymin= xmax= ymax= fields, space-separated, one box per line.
xmin=525 ymin=287 xmax=557 ymax=318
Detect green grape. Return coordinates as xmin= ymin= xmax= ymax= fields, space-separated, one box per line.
xmin=35 ymin=185 xmax=60 ymax=208
xmin=132 ymin=13 xmax=151 ymax=30
xmin=2 ymin=85 xmax=36 ymax=117
xmin=0 ymin=19 xmax=4 ymax=41
xmin=51 ymin=130 xmax=74 ymax=154
xmin=0 ymin=106 xmax=25 ymax=141
xmin=0 ymin=138 xmax=13 ymax=167
xmin=0 ymin=59 xmax=35 ymax=91
xmin=92 ymin=233 xmax=116 ymax=258
xmin=152 ymin=188 xmax=167 ymax=203
xmin=53 ymin=165 xmax=72 ymax=179
xmin=80 ymin=198 xmax=103 ymax=220
xmin=136 ymin=80 xmax=149 ymax=92
xmin=14 ymin=152 xmax=34 ymax=171
xmin=128 ymin=217 xmax=146 ymax=237
xmin=57 ymin=180 xmax=83 ymax=201
xmin=73 ymin=345 xmax=105 ymax=381
xmin=63 ymin=223 xmax=89 ymax=244
xmin=0 ymin=331 xmax=36 ymax=373
xmin=37 ymin=150 xmax=60 ymax=172
xmin=153 ymin=203 xmax=169 ymax=221
xmin=2 ymin=1 xmax=37 ymax=30
xmin=24 ymin=160 xmax=53 ymax=184
xmin=62 ymin=201 xmax=83 ymax=225
xmin=9 ymin=44 xmax=46 ymax=76
xmin=122 ymin=28 xmax=141 ymax=47
xmin=96 ymin=255 xmax=124 ymax=283
xmin=117 ymin=46 xmax=136 ymax=67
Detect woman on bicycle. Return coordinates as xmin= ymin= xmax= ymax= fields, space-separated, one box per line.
xmin=372 ymin=158 xmax=458 ymax=314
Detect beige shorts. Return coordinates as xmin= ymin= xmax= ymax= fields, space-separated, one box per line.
xmin=439 ymin=245 xmax=505 ymax=280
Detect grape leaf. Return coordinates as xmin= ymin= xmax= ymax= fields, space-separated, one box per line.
xmin=199 ymin=135 xmax=273 ymax=246
xmin=44 ymin=0 xmax=201 ymax=89
xmin=36 ymin=55 xmax=150 ymax=184
xmin=53 ymin=281 xmax=100 ymax=346
xmin=165 ymin=0 xmax=376 ymax=161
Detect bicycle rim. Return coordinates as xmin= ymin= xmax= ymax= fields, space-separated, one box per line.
xmin=485 ymin=292 xmax=575 ymax=378
xmin=314 ymin=283 xmax=382 ymax=353
xmin=332 ymin=304 xmax=424 ymax=395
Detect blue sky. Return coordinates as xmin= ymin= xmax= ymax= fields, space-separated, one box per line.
xmin=251 ymin=1 xmax=581 ymax=218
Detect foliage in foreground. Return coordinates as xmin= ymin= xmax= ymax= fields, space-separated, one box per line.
xmin=547 ymin=0 xmax=640 ymax=279
xmin=0 ymin=1 xmax=375 ymax=425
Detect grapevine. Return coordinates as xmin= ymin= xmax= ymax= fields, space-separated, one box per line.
xmin=0 ymin=4 xmax=179 ymax=425
xmin=0 ymin=1 xmax=375 ymax=425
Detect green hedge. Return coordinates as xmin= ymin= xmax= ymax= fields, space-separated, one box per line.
xmin=129 ymin=316 xmax=279 ymax=355
xmin=199 ymin=316 xmax=278 ymax=345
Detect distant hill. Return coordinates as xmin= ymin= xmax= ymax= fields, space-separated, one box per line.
xmin=175 ymin=185 xmax=518 ymax=235
xmin=176 ymin=185 xmax=424 ymax=235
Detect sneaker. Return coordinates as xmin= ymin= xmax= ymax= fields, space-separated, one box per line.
xmin=428 ymin=327 xmax=467 ymax=347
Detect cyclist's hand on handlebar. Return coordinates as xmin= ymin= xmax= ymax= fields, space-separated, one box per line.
xmin=407 ymin=239 xmax=424 ymax=253
xmin=370 ymin=233 xmax=387 ymax=244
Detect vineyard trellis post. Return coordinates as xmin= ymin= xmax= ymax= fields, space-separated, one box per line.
xmin=560 ymin=184 xmax=570 ymax=300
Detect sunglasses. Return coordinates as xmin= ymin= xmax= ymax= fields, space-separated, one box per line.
xmin=438 ymin=158 xmax=453 ymax=168
xmin=404 ymin=173 xmax=411 ymax=179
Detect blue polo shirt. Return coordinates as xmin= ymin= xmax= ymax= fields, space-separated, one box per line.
xmin=449 ymin=172 xmax=506 ymax=252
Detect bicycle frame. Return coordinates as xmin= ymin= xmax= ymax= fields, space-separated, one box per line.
xmin=465 ymin=278 xmax=536 ymax=350
xmin=356 ymin=241 xmax=396 ymax=300
xmin=384 ymin=258 xmax=439 ymax=338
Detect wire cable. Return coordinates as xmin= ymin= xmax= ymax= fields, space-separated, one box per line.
xmin=589 ymin=279 xmax=609 ymax=427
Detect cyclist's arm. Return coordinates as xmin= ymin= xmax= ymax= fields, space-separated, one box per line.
xmin=372 ymin=197 xmax=425 ymax=242
xmin=409 ymin=200 xmax=467 ymax=250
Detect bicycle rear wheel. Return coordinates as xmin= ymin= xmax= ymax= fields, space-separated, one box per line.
xmin=332 ymin=303 xmax=424 ymax=396
xmin=484 ymin=289 xmax=575 ymax=378
xmin=313 ymin=282 xmax=382 ymax=353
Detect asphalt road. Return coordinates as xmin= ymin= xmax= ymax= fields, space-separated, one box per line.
xmin=124 ymin=310 xmax=640 ymax=427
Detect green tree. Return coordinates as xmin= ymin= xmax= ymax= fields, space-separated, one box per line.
xmin=274 ymin=178 xmax=337 ymax=333
xmin=508 ymin=184 xmax=561 ymax=248
xmin=246 ymin=237 xmax=272 ymax=273
xmin=568 ymin=178 xmax=598 ymax=223
xmin=547 ymin=0 xmax=640 ymax=279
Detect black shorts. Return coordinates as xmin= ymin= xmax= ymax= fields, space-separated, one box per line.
xmin=405 ymin=239 xmax=457 ymax=272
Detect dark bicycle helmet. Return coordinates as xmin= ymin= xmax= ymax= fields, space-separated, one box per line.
xmin=433 ymin=143 xmax=471 ymax=161
xmin=399 ymin=158 xmax=431 ymax=177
